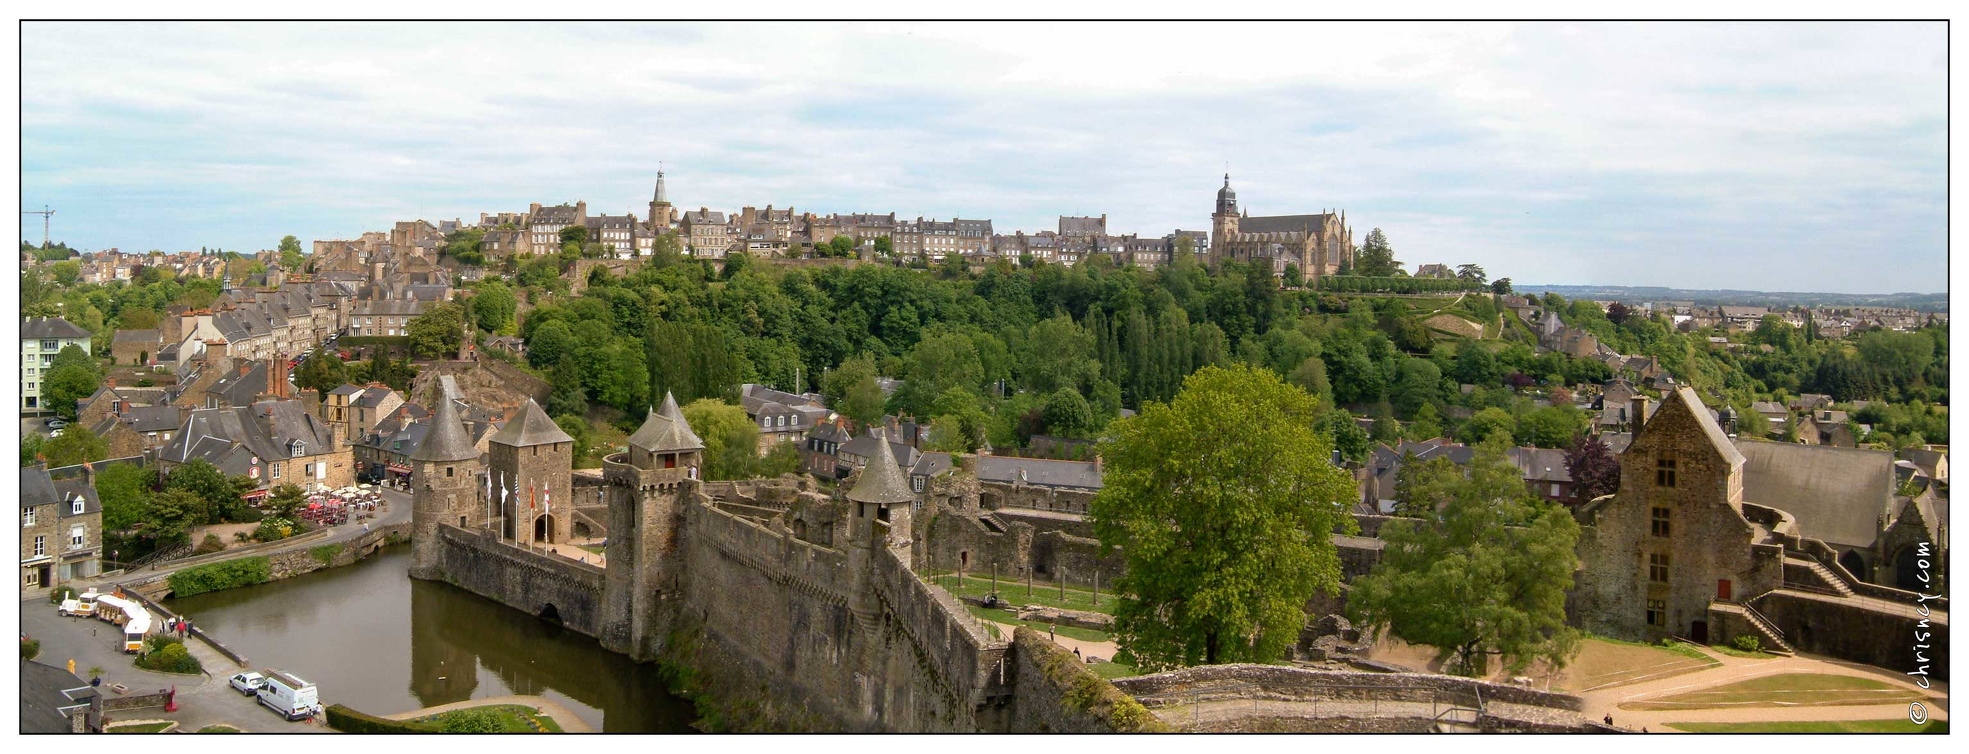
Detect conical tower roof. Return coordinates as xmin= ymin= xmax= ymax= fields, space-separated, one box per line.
xmin=628 ymin=391 xmax=704 ymax=452
xmin=846 ymin=430 xmax=916 ymax=505
xmin=488 ymin=398 xmax=573 ymax=448
xmin=410 ymin=376 xmax=479 ymax=462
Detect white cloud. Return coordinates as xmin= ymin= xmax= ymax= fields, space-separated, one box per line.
xmin=19 ymin=20 xmax=1946 ymax=292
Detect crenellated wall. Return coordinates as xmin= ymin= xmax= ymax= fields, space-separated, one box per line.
xmin=431 ymin=524 xmax=606 ymax=635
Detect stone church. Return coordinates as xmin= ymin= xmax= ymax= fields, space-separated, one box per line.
xmin=1208 ymin=174 xmax=1354 ymax=281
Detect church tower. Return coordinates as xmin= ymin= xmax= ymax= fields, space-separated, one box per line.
xmin=409 ymin=376 xmax=483 ymax=581
xmin=648 ymin=170 xmax=674 ymax=233
xmin=1210 ymin=174 xmax=1239 ymax=264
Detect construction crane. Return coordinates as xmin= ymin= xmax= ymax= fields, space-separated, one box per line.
xmin=22 ymin=205 xmax=55 ymax=249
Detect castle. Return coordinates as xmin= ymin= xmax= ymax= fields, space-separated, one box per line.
xmin=1208 ymin=174 xmax=1354 ymax=281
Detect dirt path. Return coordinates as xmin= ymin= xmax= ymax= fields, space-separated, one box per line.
xmin=986 ymin=620 xmax=1118 ymax=661
xmin=1577 ymin=646 xmax=1948 ymax=732
xmin=382 ymin=694 xmax=594 ymax=733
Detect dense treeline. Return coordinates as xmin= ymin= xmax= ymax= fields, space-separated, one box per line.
xmin=1317 ymin=275 xmax=1486 ymax=294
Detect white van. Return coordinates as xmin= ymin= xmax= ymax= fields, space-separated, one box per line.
xmin=255 ymin=669 xmax=322 ymax=721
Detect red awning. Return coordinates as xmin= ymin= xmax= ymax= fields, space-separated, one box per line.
xmin=241 ymin=489 xmax=269 ymax=500
xmin=387 ymin=464 xmax=412 ymax=474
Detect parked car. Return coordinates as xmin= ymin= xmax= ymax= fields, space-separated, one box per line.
xmin=229 ymin=671 xmax=267 ymax=696
xmin=45 ymin=418 xmax=67 ymax=431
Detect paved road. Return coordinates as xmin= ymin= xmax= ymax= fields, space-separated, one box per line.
xmin=75 ymin=487 xmax=413 ymax=591
xmin=22 ymin=598 xmax=330 ymax=733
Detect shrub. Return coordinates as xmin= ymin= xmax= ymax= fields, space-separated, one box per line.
xmin=251 ymin=517 xmax=302 ymax=543
xmin=135 ymin=635 xmax=201 ymax=674
xmin=227 ymin=507 xmax=265 ymax=524
xmin=168 ymin=556 xmax=272 ymax=597
xmin=194 ymin=534 xmax=226 ymax=555
xmin=21 ymin=638 xmax=40 ymax=661
xmin=325 ymin=704 xmax=441 ymax=733
xmin=311 ymin=544 xmax=343 ymax=567
xmin=48 ymin=585 xmax=77 ymax=604
xmin=1732 ymin=634 xmax=1763 ymax=653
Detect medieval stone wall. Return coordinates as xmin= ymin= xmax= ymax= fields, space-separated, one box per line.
xmin=431 ymin=524 xmax=606 ymax=636
xmin=1751 ymin=590 xmax=1950 ymax=681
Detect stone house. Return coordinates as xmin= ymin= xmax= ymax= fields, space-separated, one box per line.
xmin=1573 ymin=389 xmax=1783 ymax=644
xmin=801 ymin=419 xmax=855 ymax=478
xmin=110 ymin=329 xmax=161 ymax=367
xmin=681 ymin=207 xmax=732 ymax=258
xmin=157 ymin=400 xmax=351 ymax=495
xmin=739 ymin=383 xmax=832 ymax=453
xmin=20 ymin=463 xmax=103 ymax=590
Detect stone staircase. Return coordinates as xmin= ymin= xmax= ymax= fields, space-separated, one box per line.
xmin=1783 ymin=555 xmax=1855 ymax=597
xmin=1708 ymin=601 xmax=1795 ymax=655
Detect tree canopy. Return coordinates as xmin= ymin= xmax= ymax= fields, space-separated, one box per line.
xmin=1092 ymin=363 xmax=1358 ymax=671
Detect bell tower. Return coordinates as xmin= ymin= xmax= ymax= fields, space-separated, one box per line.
xmin=648 ymin=169 xmax=674 ymax=232
xmin=1210 ymin=173 xmax=1239 ymax=263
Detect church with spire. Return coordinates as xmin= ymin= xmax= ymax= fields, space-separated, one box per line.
xmin=1208 ymin=173 xmax=1354 ymax=283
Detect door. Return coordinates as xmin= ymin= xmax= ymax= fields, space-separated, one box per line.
xmin=1691 ymin=620 xmax=1709 ymax=644
xmin=1716 ymin=579 xmax=1732 ymax=601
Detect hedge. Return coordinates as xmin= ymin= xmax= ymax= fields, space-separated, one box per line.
xmin=326 ymin=704 xmax=442 ymax=733
xmin=135 ymin=635 xmax=202 ymax=674
xmin=168 ymin=556 xmax=272 ymax=597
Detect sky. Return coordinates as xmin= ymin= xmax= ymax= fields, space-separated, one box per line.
xmin=19 ymin=21 xmax=1949 ymax=293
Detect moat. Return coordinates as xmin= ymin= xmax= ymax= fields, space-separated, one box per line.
xmin=164 ymin=544 xmax=698 ymax=732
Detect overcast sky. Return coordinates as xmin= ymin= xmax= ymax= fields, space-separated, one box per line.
xmin=20 ymin=21 xmax=1947 ymax=293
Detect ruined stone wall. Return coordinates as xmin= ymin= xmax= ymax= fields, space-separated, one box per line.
xmin=1112 ymin=664 xmax=1585 ymax=713
xmin=431 ymin=524 xmax=606 ymax=636
xmin=1007 ymin=626 xmax=1165 ymax=732
xmin=980 ymin=482 xmax=1096 ymax=516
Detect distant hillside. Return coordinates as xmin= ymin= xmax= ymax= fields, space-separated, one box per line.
xmin=1511 ymin=284 xmax=1947 ymax=312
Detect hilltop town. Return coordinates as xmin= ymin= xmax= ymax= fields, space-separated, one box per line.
xmin=19 ymin=170 xmax=1949 ymax=734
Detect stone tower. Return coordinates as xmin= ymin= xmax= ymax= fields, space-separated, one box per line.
xmin=409 ymin=376 xmax=483 ymax=581
xmin=600 ymin=391 xmax=705 ymax=661
xmin=648 ymin=170 xmax=674 ymax=233
xmin=844 ymin=430 xmax=918 ymax=701
xmin=485 ymin=398 xmax=575 ymax=546
xmin=1210 ymin=173 xmax=1239 ymax=263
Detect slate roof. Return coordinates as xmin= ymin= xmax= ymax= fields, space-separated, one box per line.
xmin=1238 ymin=213 xmax=1336 ymax=235
xmin=53 ymin=475 xmax=102 ymax=517
xmin=489 ymin=399 xmax=573 ymax=448
xmin=911 ymin=452 xmax=954 ymax=480
xmin=21 ymin=317 xmax=91 ymax=340
xmin=209 ymin=362 xmax=269 ymax=406
xmin=1735 ymin=441 xmax=1897 ymax=550
xmin=112 ymin=329 xmax=161 ymax=344
xmin=839 ymin=430 xmax=920 ymax=470
xmin=411 ymin=376 xmax=480 ymax=462
xmin=19 ymin=659 xmax=94 ymax=734
xmin=1508 ymin=447 xmax=1572 ymax=484
xmin=846 ymin=430 xmax=917 ymax=505
xmin=329 ymin=384 xmax=364 ymax=397
xmin=628 ymin=392 xmax=705 ymax=453
xmin=975 ymin=456 xmax=1104 ymax=490
xmin=123 ymin=405 xmax=183 ymax=433
xmin=22 ymin=466 xmax=61 ymax=509
xmin=160 ymin=401 xmax=337 ymax=477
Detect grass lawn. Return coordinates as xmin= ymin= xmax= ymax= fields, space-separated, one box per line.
xmin=928 ymin=571 xmax=1115 ymax=615
xmin=1554 ymin=637 xmax=1720 ymax=693
xmin=1623 ymin=673 xmax=1924 ymax=711
xmin=965 ymin=605 xmax=1113 ymax=643
xmin=197 ymin=724 xmax=242 ymax=733
xmin=579 ymin=545 xmax=606 ymax=555
xmin=1708 ymin=644 xmax=1783 ymax=660
xmin=108 ymin=722 xmax=174 ymax=733
xmin=1087 ymin=659 xmax=1140 ymax=680
xmin=1667 ymin=719 xmax=1947 ymax=734
xmin=420 ymin=704 xmax=564 ymax=732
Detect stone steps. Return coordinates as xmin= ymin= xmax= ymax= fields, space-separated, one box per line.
xmin=1784 ymin=555 xmax=1855 ymax=597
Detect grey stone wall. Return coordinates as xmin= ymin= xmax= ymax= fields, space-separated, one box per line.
xmin=432 ymin=524 xmax=606 ymax=637
xmin=1007 ymin=626 xmax=1162 ymax=732
xmin=1752 ymin=590 xmax=1950 ymax=681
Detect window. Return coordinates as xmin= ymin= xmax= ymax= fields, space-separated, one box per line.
xmin=1645 ymin=600 xmax=1666 ymax=627
xmin=23 ymin=507 xmax=36 ymax=527
xmin=1649 ymin=552 xmax=1670 ymax=583
xmin=445 ymin=466 xmax=454 ymax=478
xmin=71 ymin=498 xmax=84 ymax=515
xmin=291 ymin=441 xmax=306 ymax=457
xmin=1651 ymin=507 xmax=1672 ymax=537
xmin=41 ymin=339 xmax=57 ymax=351
xmin=1656 ymin=455 xmax=1677 ymax=487
xmin=69 ymin=525 xmax=84 ymax=548
xmin=270 ymin=462 xmax=282 ymax=479
xmin=24 ymin=568 xmax=39 ymax=587
xmin=33 ymin=536 xmax=46 ymax=557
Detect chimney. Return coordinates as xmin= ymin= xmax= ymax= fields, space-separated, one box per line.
xmin=1630 ymin=395 xmax=1652 ymax=435
xmin=105 ymin=377 xmax=116 ymax=389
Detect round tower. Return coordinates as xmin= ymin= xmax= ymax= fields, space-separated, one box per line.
xmin=409 ymin=376 xmax=483 ymax=581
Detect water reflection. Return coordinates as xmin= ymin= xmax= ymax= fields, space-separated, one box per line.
xmin=165 ymin=544 xmax=696 ymax=732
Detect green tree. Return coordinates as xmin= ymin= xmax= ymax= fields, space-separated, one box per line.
xmin=42 ymin=422 xmax=108 ymax=467
xmin=1318 ymin=407 xmax=1372 ymax=464
xmin=1354 ymin=228 xmax=1401 ymax=277
xmin=1019 ymin=315 xmax=1100 ymax=395
xmin=165 ymin=460 xmax=254 ymax=524
xmin=1289 ymin=356 xmax=1332 ymax=405
xmin=682 ymin=399 xmax=761 ymax=481
xmin=278 ymin=235 xmax=305 ymax=270
xmin=1404 ymin=403 xmax=1443 ymax=441
xmin=559 ymin=225 xmax=589 ymax=247
xmin=41 ymin=360 xmax=100 ymax=421
xmin=1462 ymin=407 xmax=1517 ymax=444
xmin=895 ymin=330 xmax=983 ymax=417
xmin=1350 ymin=437 xmax=1582 ymax=676
xmin=20 ymin=434 xmax=44 ymax=466
xmin=266 ymin=483 xmax=307 ymax=521
xmin=1041 ymin=388 xmax=1095 ymax=438
xmin=595 ymin=338 xmax=650 ymax=413
xmin=527 ymin=319 xmax=574 ymax=368
xmin=471 ymin=279 xmax=518 ymax=334
xmin=93 ymin=462 xmax=154 ymax=534
xmin=1515 ymin=406 xmax=1583 ymax=449
xmin=144 ymin=489 xmax=208 ymax=548
xmin=1092 ymin=364 xmax=1358 ymax=670
xmin=293 ymin=350 xmax=349 ymax=398
xmin=553 ymin=415 xmax=592 ymax=466
xmin=547 ymin=357 xmax=588 ymax=417
xmin=407 ymin=301 xmax=467 ymax=359
xmin=841 ymin=375 xmax=888 ymax=429
xmin=821 ymin=354 xmax=879 ymax=409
